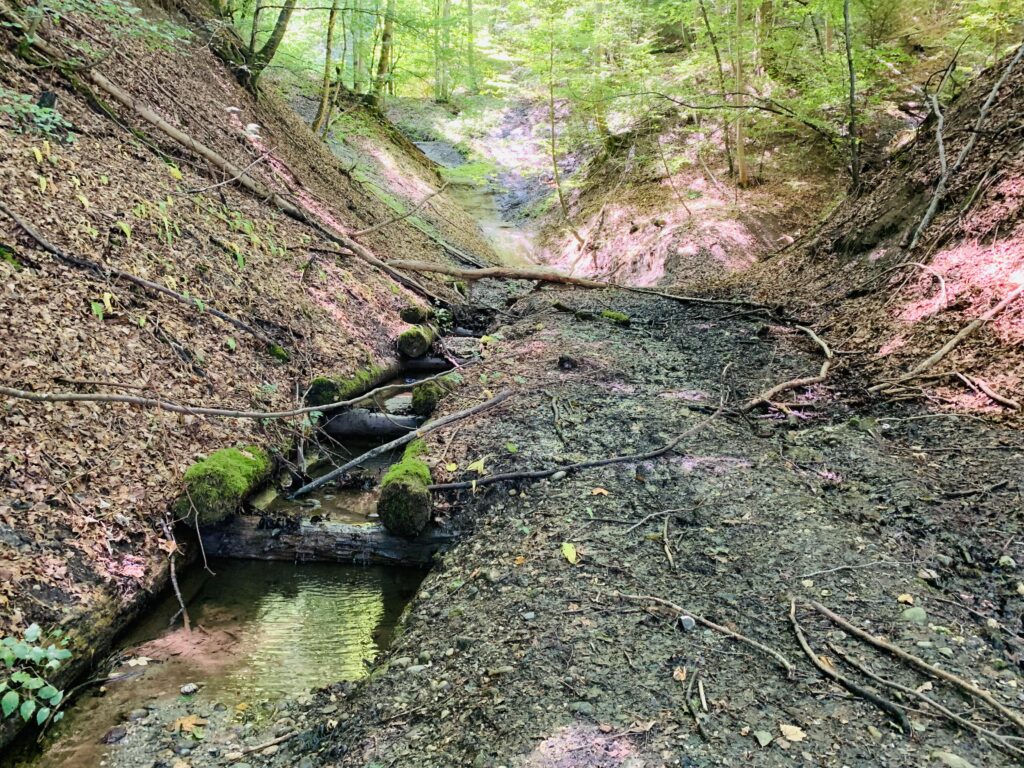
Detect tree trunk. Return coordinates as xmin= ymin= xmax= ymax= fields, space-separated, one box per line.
xmin=466 ymin=0 xmax=478 ymax=93
xmin=843 ymin=0 xmax=860 ymax=188
xmin=548 ymin=30 xmax=584 ymax=246
xmin=373 ymin=0 xmax=395 ymax=106
xmin=242 ymin=0 xmax=297 ymax=90
xmin=734 ymin=0 xmax=749 ymax=187
xmin=433 ymin=0 xmax=443 ymax=101
xmin=697 ymin=0 xmax=734 ymax=175
xmin=312 ymin=0 xmax=340 ymax=133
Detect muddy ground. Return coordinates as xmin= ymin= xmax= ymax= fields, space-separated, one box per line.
xmin=62 ymin=285 xmax=1023 ymax=768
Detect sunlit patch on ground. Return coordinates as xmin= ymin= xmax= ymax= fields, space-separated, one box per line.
xmin=517 ymin=725 xmax=640 ymax=768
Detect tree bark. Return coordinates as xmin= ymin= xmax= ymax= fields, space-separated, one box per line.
xmin=548 ymin=29 xmax=584 ymax=246
xmin=466 ymin=0 xmax=478 ymax=93
xmin=243 ymin=0 xmax=297 ymax=89
xmin=373 ymin=0 xmax=396 ymax=106
xmin=733 ymin=0 xmax=749 ymax=187
xmin=696 ymin=0 xmax=734 ymax=174
xmin=843 ymin=0 xmax=860 ymax=188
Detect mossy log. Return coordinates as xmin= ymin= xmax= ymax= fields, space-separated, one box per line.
xmin=175 ymin=445 xmax=272 ymax=525
xmin=305 ymin=363 xmax=399 ymax=408
xmin=377 ymin=440 xmax=432 ymax=538
xmin=397 ymin=325 xmax=437 ymax=359
xmin=411 ymin=381 xmax=447 ymax=416
xmin=400 ymin=305 xmax=434 ymax=324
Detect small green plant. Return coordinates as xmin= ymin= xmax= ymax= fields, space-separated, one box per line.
xmin=1 ymin=623 xmax=71 ymax=727
xmin=0 ymin=87 xmax=74 ymax=141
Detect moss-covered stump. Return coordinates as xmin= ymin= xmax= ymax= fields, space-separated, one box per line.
xmin=400 ymin=305 xmax=433 ymax=324
xmin=397 ymin=325 xmax=437 ymax=359
xmin=305 ymin=364 xmax=392 ymax=408
xmin=377 ymin=440 xmax=433 ymax=538
xmin=411 ymin=381 xmax=444 ymax=416
xmin=176 ymin=446 xmax=272 ymax=525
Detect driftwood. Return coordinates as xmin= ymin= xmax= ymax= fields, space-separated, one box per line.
xmin=810 ymin=600 xmax=1024 ymax=733
xmin=292 ymin=390 xmax=514 ymax=497
xmin=201 ymin=516 xmax=452 ymax=566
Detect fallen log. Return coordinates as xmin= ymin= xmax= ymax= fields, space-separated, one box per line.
xmin=324 ymin=409 xmax=421 ymax=440
xmin=200 ymin=516 xmax=453 ymax=565
xmin=397 ymin=324 xmax=438 ymax=358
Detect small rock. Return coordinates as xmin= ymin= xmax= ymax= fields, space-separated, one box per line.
xmin=297 ymin=759 xmax=315 ymax=768
xmin=319 ymin=704 xmax=337 ymax=715
xmin=931 ymin=752 xmax=975 ymax=768
xmin=487 ymin=666 xmax=514 ymax=676
xmin=262 ymin=745 xmax=279 ymax=756
xmin=179 ymin=683 xmax=200 ymax=696
xmin=938 ymin=647 xmax=954 ymax=658
xmin=521 ymin=611 xmax=536 ymax=621
xmin=127 ymin=708 xmax=149 ymax=721
xmin=901 ymin=606 xmax=928 ymax=625
xmin=866 ymin=725 xmax=883 ymax=741
xmin=998 ymin=555 xmax=1017 ymax=569
xmin=550 ymin=471 xmax=567 ymax=481
xmin=406 ymin=664 xmax=428 ymax=674
xmin=392 ymin=656 xmax=413 ymax=668
xmin=102 ymin=725 xmax=128 ymax=744
xmin=679 ymin=615 xmax=696 ymax=632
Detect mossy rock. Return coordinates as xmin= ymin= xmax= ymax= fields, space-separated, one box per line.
xmin=397 ymin=325 xmax=436 ymax=358
xmin=176 ymin=445 xmax=272 ymax=525
xmin=400 ymin=305 xmax=433 ymax=324
xmin=601 ymin=310 xmax=631 ymax=326
xmin=306 ymin=365 xmax=387 ymax=407
xmin=377 ymin=440 xmax=432 ymax=538
xmin=411 ymin=381 xmax=444 ymax=416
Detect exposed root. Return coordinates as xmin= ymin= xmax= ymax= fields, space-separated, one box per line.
xmin=741 ymin=325 xmax=833 ymax=412
xmin=789 ymin=599 xmax=910 ymax=734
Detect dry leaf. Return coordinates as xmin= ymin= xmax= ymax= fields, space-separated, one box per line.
xmin=169 ymin=714 xmax=207 ymax=734
xmin=672 ymin=666 xmax=687 ymax=683
xmin=513 ymin=555 xmax=525 ymax=566
xmin=591 ymin=487 xmax=609 ymax=496
xmin=897 ymin=593 xmax=914 ymax=605
xmin=779 ymin=723 xmax=806 ymax=742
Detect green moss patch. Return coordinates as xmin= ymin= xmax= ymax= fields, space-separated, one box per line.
xmin=378 ymin=440 xmax=433 ymax=537
xmin=305 ymin=365 xmax=387 ymax=407
xmin=397 ymin=325 xmax=436 ymax=358
xmin=411 ymin=381 xmax=444 ymax=416
xmin=176 ymin=445 xmax=271 ymax=526
xmin=400 ymin=305 xmax=433 ymax=324
xmin=601 ymin=310 xmax=631 ymax=326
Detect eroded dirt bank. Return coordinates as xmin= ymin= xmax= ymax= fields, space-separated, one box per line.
xmin=245 ymin=286 xmax=1024 ymax=768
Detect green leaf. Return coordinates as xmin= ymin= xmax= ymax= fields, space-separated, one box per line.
xmin=561 ymin=542 xmax=579 ymax=565
xmin=36 ymin=706 xmax=50 ymax=725
xmin=23 ymin=624 xmax=41 ymax=643
xmin=225 ymin=336 xmax=236 ymax=352
xmin=38 ymin=685 xmax=58 ymax=701
xmin=466 ymin=457 xmax=487 ymax=476
xmin=194 ymin=297 xmax=206 ymax=312
xmin=505 ymin=442 xmax=518 ymax=454
xmin=54 ymin=711 xmax=64 ymax=722
xmin=19 ymin=698 xmax=35 ymax=722
xmin=23 ymin=677 xmax=44 ymax=690
xmin=90 ymin=301 xmax=104 ymax=320
xmin=115 ymin=220 xmax=132 ymax=240
xmin=1 ymin=690 xmax=18 ymax=718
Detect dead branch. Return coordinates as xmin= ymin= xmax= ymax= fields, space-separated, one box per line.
xmin=386 ymin=260 xmax=771 ymax=309
xmin=232 ymin=730 xmax=299 ymax=759
xmin=0 ymin=201 xmax=274 ymax=346
xmin=619 ymin=593 xmax=794 ymax=677
xmin=741 ymin=325 xmax=833 ymax=411
xmin=908 ymin=43 xmax=1024 ymax=250
xmin=870 ymin=283 xmax=1024 ymax=392
xmin=828 ymin=643 xmax=1024 ymax=759
xmin=956 ymin=373 xmax=1020 ymax=410
xmin=0 ymin=364 xmax=465 ymax=421
xmin=354 ymin=183 xmax=450 ymax=238
xmin=428 ymin=409 xmax=720 ymax=492
xmin=292 ymin=390 xmax=514 ymax=497
xmin=810 ymin=600 xmax=1024 ymax=733
xmin=789 ymin=599 xmax=909 ymax=733
xmin=685 ymin=668 xmax=710 ymax=741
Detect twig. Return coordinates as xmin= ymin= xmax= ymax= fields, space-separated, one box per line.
xmin=662 ymin=514 xmax=675 ymax=570
xmin=292 ymin=390 xmax=514 ymax=497
xmin=428 ymin=410 xmax=720 ymax=492
xmin=160 ymin=518 xmax=190 ymax=634
xmin=810 ymin=600 xmax=1024 ymax=733
xmin=742 ymin=325 xmax=833 ymax=412
xmin=0 ymin=363 xmax=468 ymax=421
xmin=618 ymin=592 xmax=794 ymax=677
xmin=0 ymin=201 xmax=274 ymax=346
xmin=686 ymin=668 xmax=710 ymax=741
xmin=789 ymin=598 xmax=910 ymax=733
xmin=232 ymin=730 xmax=299 ymax=759
xmin=798 ymin=561 xmax=903 ymax=580
xmin=956 ymin=373 xmax=1020 ymax=410
xmin=354 ymin=183 xmax=450 ymax=238
xmin=828 ymin=643 xmax=1024 ymax=759
xmin=180 ymin=149 xmax=272 ymax=195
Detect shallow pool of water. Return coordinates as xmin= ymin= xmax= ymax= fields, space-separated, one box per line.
xmin=15 ymin=559 xmax=423 ymax=767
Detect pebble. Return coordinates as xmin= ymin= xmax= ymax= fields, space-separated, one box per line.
xmin=180 ymin=683 xmax=200 ymax=696
xmin=521 ymin=611 xmax=536 ymax=621
xmin=393 ymin=656 xmax=413 ymax=668
xmin=406 ymin=664 xmax=428 ymax=674
xmin=262 ymin=745 xmax=279 ymax=756
xmin=901 ymin=606 xmax=928 ymax=625
xmin=127 ymin=708 xmax=149 ymax=721
xmin=550 ymin=471 xmax=567 ymax=481
xmin=102 ymin=725 xmax=128 ymax=744
xmin=679 ymin=615 xmax=696 ymax=631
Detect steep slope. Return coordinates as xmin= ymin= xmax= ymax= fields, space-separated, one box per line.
xmin=745 ymin=46 xmax=1024 ymax=413
xmin=0 ymin=0 xmax=490 ymax=745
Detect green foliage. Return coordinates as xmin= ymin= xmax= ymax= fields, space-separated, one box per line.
xmin=0 ymin=86 xmax=74 ymax=141
xmin=1 ymin=624 xmax=71 ymax=727
xmin=176 ymin=446 xmax=272 ymax=525
xmin=19 ymin=0 xmax=190 ymax=51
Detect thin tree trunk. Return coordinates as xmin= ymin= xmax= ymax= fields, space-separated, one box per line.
xmin=433 ymin=0 xmax=442 ymax=101
xmin=312 ymin=0 xmax=340 ymax=133
xmin=548 ymin=30 xmax=584 ymax=246
xmin=734 ymin=0 xmax=749 ymax=187
xmin=843 ymin=0 xmax=860 ymax=188
xmin=467 ymin=0 xmax=478 ymax=93
xmin=697 ymin=0 xmax=734 ymax=175
xmin=244 ymin=0 xmax=296 ymax=89
xmin=440 ymin=0 xmax=451 ymax=100
xmin=373 ymin=0 xmax=395 ymax=106
xmin=249 ymin=0 xmax=264 ymax=53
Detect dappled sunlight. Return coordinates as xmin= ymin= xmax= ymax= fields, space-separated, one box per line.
xmin=517 ymin=725 xmax=640 ymax=768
